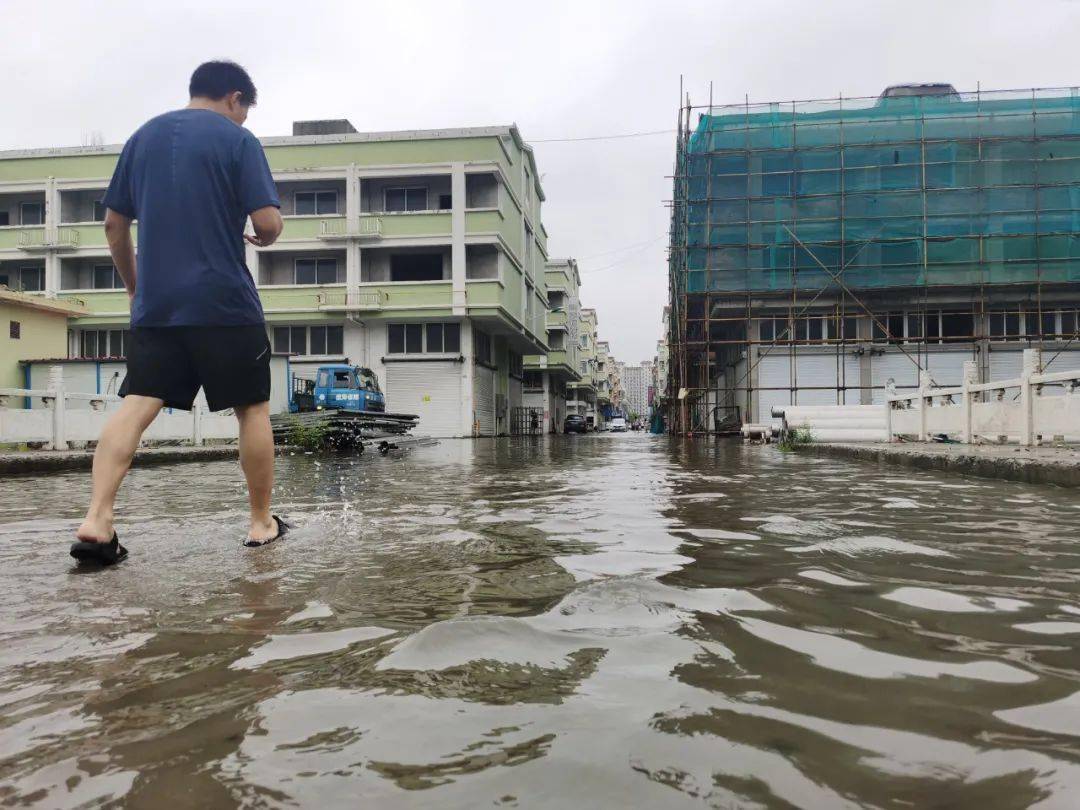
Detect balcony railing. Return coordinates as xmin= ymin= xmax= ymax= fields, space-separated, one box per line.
xmin=317 ymin=289 xmax=385 ymax=311
xmin=319 ymin=218 xmax=382 ymax=240
xmin=17 ymin=228 xmax=80 ymax=251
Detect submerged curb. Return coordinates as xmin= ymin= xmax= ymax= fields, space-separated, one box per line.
xmin=804 ymin=442 xmax=1080 ymax=488
xmin=0 ymin=446 xmax=242 ymax=477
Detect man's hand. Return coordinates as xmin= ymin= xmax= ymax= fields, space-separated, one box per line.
xmin=104 ymin=209 xmax=137 ymax=299
xmin=248 ymin=206 xmax=283 ymax=248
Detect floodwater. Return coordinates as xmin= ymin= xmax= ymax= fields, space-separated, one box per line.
xmin=2 ymin=436 xmax=1080 ymax=809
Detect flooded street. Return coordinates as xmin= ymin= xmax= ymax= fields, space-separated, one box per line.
xmin=3 ymin=434 xmax=1080 ymax=808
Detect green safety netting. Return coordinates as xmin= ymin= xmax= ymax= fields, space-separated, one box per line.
xmin=677 ymin=89 xmax=1080 ymax=292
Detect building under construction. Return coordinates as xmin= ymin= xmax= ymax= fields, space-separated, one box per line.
xmin=666 ymin=84 xmax=1080 ymax=434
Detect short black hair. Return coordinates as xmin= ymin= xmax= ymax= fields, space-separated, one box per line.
xmin=189 ymin=61 xmax=257 ymax=106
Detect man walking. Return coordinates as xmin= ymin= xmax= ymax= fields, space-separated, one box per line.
xmin=70 ymin=61 xmax=286 ymax=564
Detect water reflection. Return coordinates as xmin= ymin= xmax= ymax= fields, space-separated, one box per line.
xmin=1 ymin=435 xmax=1079 ymax=806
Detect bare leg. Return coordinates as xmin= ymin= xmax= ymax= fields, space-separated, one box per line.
xmin=76 ymin=395 xmax=164 ymax=542
xmin=235 ymin=401 xmax=276 ymax=542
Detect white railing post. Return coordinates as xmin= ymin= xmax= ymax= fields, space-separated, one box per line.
xmin=884 ymin=378 xmax=896 ymax=442
xmin=1020 ymin=348 xmax=1041 ymax=447
xmin=917 ymin=371 xmax=931 ymax=442
xmin=48 ymin=365 xmax=68 ymax=451
xmin=961 ymin=360 xmax=976 ymax=444
xmin=192 ymin=404 xmax=204 ymax=446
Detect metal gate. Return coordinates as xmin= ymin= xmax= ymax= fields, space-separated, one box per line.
xmin=511 ymin=406 xmax=544 ymax=436
xmin=473 ymin=366 xmax=495 ymax=436
xmin=385 ymin=361 xmax=462 ymax=437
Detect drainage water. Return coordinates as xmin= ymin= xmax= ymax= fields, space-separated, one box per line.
xmin=1 ymin=436 xmax=1079 ymax=807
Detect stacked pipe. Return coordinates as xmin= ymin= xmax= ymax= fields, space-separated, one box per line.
xmin=771 ymin=404 xmax=886 ymax=443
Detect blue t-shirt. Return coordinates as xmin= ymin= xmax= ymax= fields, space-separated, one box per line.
xmin=103 ymin=109 xmax=280 ymax=327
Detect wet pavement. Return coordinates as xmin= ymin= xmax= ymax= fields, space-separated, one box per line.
xmin=2 ymin=434 xmax=1080 ymax=808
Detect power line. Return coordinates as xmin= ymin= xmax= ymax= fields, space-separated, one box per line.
xmin=579 ymin=235 xmax=667 ymax=262
xmin=530 ymin=128 xmax=676 ymax=144
xmin=582 ymin=237 xmax=666 ymax=274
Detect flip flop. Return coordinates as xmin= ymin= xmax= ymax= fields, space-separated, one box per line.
xmin=70 ymin=533 xmax=128 ymax=566
xmin=243 ymin=516 xmax=290 ymax=548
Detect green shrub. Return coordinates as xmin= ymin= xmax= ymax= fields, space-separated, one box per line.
xmin=777 ymin=427 xmax=813 ymax=452
xmin=288 ymin=418 xmax=331 ymax=451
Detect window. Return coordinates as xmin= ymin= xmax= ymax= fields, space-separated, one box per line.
xmin=1062 ymin=311 xmax=1077 ymax=337
xmin=1041 ymin=312 xmax=1057 ymax=338
xmin=317 ymin=370 xmax=330 ymax=388
xmin=78 ymin=329 xmax=128 ymax=358
xmin=9 ymin=321 xmax=19 ymax=339
xmin=387 ymin=322 xmax=459 ymax=354
xmin=580 ymin=361 xmax=587 ymax=374
xmin=0 ymin=212 xmax=9 ymax=226
xmin=941 ymin=312 xmax=974 ymax=341
xmin=438 ymin=194 xmax=452 ymax=210
xmin=309 ymin=325 xmax=344 ymax=355
xmin=93 ymin=264 xmax=124 ymax=289
xmin=20 ymin=267 xmax=44 ymax=292
xmin=93 ymin=198 xmax=107 ymax=222
xmin=332 ymin=369 xmax=353 ymax=389
xmin=509 ymin=351 xmax=523 ymax=378
xmin=474 ymin=328 xmax=492 ymax=365
xmin=385 ymin=187 xmax=427 ymax=213
xmin=295 ymin=258 xmax=338 ymax=285
xmin=988 ymin=311 xmax=1023 ymax=341
xmin=389 ymin=253 xmax=443 ymax=282
xmin=295 ymin=191 xmax=338 ymax=216
xmin=20 ymin=202 xmax=44 ymax=226
xmin=872 ymin=313 xmax=906 ymax=343
xmin=273 ymin=326 xmax=309 ymax=355
xmin=523 ymin=370 xmax=543 ymax=389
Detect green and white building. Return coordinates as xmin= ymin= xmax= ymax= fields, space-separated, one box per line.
xmin=0 ymin=119 xmax=559 ymax=437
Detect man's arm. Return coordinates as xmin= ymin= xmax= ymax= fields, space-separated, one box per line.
xmin=245 ymin=205 xmax=283 ymax=247
xmin=104 ymin=208 xmax=137 ymax=299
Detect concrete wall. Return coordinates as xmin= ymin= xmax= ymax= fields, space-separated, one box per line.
xmin=1 ymin=303 xmax=70 ymax=389
xmin=466 ymin=245 xmax=499 ymax=280
xmin=0 ymin=192 xmax=46 ymax=225
xmin=277 ymin=180 xmax=346 ymax=216
xmin=259 ymin=250 xmax=346 ymax=286
xmin=60 ymin=258 xmax=118 ymax=291
xmin=361 ymin=247 xmax=451 ymax=283
xmin=24 ymin=356 xmax=291 ymax=414
xmin=59 ymin=189 xmax=105 ymax=223
xmin=361 ymin=176 xmax=452 ymax=212
xmin=465 ymin=173 xmax=498 ymax=208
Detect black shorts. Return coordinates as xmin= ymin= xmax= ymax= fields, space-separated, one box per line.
xmin=120 ymin=326 xmax=271 ymax=412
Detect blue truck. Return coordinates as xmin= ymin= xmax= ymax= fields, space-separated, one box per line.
xmin=289 ymin=364 xmax=386 ymax=413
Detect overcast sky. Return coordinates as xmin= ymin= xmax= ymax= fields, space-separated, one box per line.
xmin=4 ymin=0 xmax=1077 ymax=362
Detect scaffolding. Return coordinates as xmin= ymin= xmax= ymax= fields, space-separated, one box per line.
xmin=667 ymin=85 xmax=1080 ymax=434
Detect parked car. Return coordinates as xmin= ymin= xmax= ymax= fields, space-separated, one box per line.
xmin=564 ymin=414 xmax=588 ymax=434
xmin=609 ymin=417 xmax=628 ymax=432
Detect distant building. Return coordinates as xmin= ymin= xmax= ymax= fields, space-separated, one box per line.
xmin=667 ymin=84 xmax=1080 ymax=433
xmin=620 ymin=361 xmax=653 ymax=420
xmin=1 ymin=121 xmax=556 ymax=437
xmin=0 ymin=288 xmax=85 ymax=389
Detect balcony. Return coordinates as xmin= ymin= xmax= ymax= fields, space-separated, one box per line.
xmin=317 ymin=289 xmax=384 ymax=311
xmin=317 ymin=217 xmax=382 ymax=241
xmin=14 ymin=228 xmax=80 ymax=252
xmin=546 ymin=309 xmax=568 ymax=329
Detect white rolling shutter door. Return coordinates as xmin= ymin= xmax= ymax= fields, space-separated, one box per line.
xmin=757 ymin=354 xmax=791 ymax=423
xmin=925 ymin=350 xmax=975 ymax=388
xmin=843 ymin=354 xmax=863 ymax=404
xmin=386 ymin=362 xmax=461 ymax=438
xmin=871 ymin=351 xmax=920 ymax=403
xmin=792 ymin=354 xmax=840 ymax=408
xmin=989 ymin=349 xmax=1024 ymax=383
xmin=474 ymin=366 xmax=495 ymax=436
